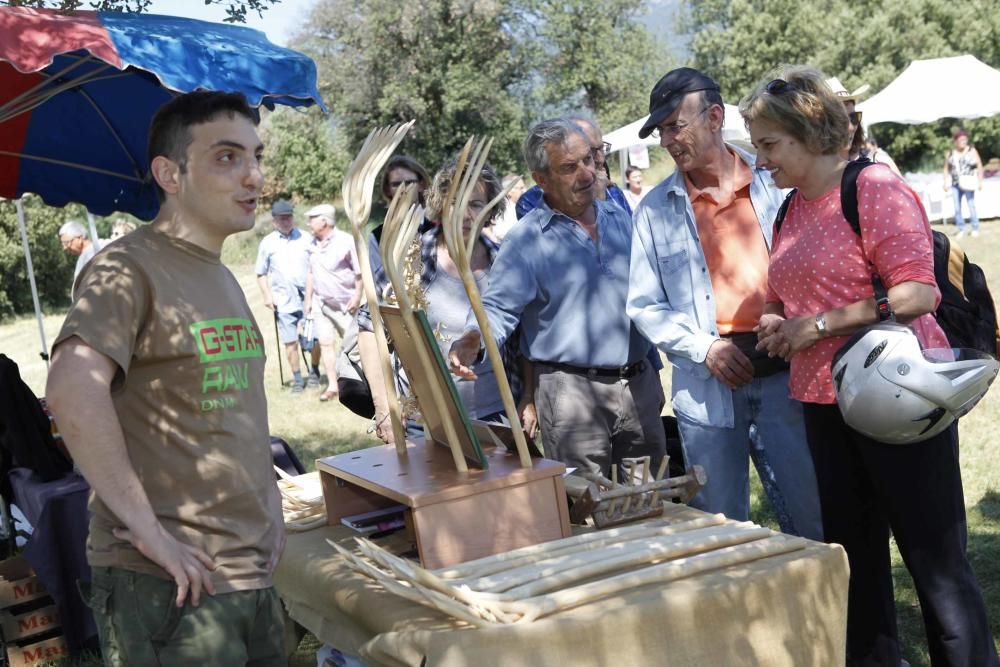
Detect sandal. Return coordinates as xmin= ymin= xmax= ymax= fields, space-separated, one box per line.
xmin=319 ymin=389 xmax=339 ymax=402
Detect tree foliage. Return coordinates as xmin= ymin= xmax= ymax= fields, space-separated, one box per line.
xmin=4 ymin=0 xmax=280 ymax=23
xmin=0 ymin=197 xmax=82 ymax=320
xmin=681 ymin=0 xmax=1000 ymax=170
xmin=296 ymin=0 xmax=665 ymax=173
xmin=261 ymin=107 xmax=349 ymax=203
xmin=529 ymin=0 xmax=672 ymax=130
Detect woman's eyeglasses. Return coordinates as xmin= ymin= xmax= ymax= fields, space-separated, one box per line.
xmin=388 ymin=178 xmax=420 ymax=189
xmin=848 ymin=111 xmax=863 ymax=126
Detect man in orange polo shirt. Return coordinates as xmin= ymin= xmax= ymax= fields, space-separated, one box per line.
xmin=626 ymin=68 xmax=822 ymax=540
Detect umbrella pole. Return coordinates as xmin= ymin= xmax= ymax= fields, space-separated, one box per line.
xmin=14 ymin=199 xmax=50 ymax=368
xmin=86 ymin=212 xmax=100 ymax=245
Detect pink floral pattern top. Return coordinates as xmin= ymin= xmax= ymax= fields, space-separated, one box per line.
xmin=766 ymin=164 xmax=949 ymax=404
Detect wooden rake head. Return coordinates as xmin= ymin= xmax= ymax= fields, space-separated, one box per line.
xmin=341 ymin=121 xmax=415 ymax=232
xmin=440 ymin=136 xmax=516 ymax=264
xmin=379 ymin=184 xmax=425 ymax=309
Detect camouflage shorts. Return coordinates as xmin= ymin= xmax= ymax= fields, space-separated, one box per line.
xmin=82 ymin=567 xmax=285 ymax=666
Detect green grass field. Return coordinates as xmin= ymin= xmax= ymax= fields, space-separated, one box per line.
xmin=3 ymin=219 xmax=998 ymax=665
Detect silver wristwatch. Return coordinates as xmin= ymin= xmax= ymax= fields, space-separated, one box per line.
xmin=814 ymin=312 xmax=828 ymax=336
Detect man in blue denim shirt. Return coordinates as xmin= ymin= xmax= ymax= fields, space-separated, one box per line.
xmin=450 ymin=118 xmax=665 ymax=479
xmin=626 ymin=68 xmax=821 ymax=540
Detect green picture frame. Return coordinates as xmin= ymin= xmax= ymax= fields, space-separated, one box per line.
xmin=380 ymin=305 xmax=488 ymax=470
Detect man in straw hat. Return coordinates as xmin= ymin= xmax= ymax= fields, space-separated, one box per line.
xmin=826 ymin=76 xmax=871 ymax=160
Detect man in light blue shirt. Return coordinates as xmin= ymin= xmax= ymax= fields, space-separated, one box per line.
xmin=255 ymin=199 xmax=316 ymax=392
xmin=450 ymin=118 xmax=665 ymax=478
xmin=626 ymin=68 xmax=821 ymax=539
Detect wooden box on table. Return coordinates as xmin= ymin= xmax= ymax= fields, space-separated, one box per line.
xmin=317 ymin=440 xmax=571 ymax=569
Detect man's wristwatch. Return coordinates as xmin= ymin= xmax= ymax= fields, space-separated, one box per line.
xmin=814 ymin=312 xmax=828 ymax=337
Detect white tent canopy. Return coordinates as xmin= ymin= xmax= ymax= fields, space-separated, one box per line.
xmin=858 ymin=55 xmax=1000 ymax=126
xmin=605 ymin=104 xmax=751 ymax=153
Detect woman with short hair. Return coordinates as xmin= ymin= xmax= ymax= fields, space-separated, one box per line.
xmin=361 ymin=159 xmax=520 ymax=443
xmin=740 ymin=65 xmax=996 ymax=666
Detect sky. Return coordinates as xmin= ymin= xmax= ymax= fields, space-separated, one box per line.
xmin=147 ymin=0 xmax=317 ymax=46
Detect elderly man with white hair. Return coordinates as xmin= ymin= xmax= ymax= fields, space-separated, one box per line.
xmin=302 ymin=204 xmax=362 ymax=402
xmin=58 ymin=220 xmax=105 ymax=283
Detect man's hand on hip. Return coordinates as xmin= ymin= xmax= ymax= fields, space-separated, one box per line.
xmin=448 ymin=330 xmax=482 ymax=380
xmin=113 ymin=523 xmax=217 ymax=608
xmin=705 ymin=339 xmax=753 ymax=389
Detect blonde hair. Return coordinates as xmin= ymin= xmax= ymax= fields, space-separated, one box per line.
xmin=425 ymin=159 xmax=504 ymax=224
xmin=739 ymin=65 xmax=851 ymax=156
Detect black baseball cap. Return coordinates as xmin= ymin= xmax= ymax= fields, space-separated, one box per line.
xmin=638 ymin=68 xmax=721 ymax=139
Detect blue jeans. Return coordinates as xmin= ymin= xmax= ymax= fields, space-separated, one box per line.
xmin=952 ymin=186 xmax=979 ymax=231
xmin=676 ymin=371 xmax=823 ymax=541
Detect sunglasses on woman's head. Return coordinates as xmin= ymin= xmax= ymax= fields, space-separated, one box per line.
xmin=766 ymin=79 xmax=796 ymax=95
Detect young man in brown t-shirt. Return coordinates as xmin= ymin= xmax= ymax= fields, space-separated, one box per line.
xmin=46 ymin=92 xmax=286 ymax=665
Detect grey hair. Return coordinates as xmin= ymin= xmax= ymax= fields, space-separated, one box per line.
xmin=565 ymin=114 xmax=600 ymax=135
xmin=58 ymin=220 xmax=87 ymax=239
xmin=523 ymin=118 xmax=590 ymax=173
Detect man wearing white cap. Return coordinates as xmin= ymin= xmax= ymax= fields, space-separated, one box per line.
xmin=303 ymin=204 xmax=362 ymax=402
xmin=255 ymin=199 xmax=317 ymax=392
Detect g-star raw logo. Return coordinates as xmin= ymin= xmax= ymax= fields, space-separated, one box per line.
xmin=189 ymin=318 xmax=264 ymax=411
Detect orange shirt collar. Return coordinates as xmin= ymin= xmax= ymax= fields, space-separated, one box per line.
xmin=682 ymin=147 xmax=753 ymax=203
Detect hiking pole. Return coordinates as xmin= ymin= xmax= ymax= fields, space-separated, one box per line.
xmin=272 ymin=311 xmax=285 ymax=387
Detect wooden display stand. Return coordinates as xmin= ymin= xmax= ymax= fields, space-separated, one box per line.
xmin=318 ymin=441 xmax=571 ymax=569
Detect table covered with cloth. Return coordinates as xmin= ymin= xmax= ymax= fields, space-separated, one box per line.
xmin=274 ymin=504 xmax=849 ymax=666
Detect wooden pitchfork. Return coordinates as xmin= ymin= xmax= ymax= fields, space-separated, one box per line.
xmin=439 ymin=137 xmax=532 ymax=468
xmin=341 ymin=122 xmax=414 ymax=455
xmin=378 ymin=188 xmax=469 ymax=472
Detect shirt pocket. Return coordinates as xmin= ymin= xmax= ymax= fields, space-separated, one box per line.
xmin=655 ymin=244 xmax=694 ymax=307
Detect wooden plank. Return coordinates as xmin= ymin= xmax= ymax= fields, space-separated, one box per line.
xmin=317 ymin=440 xmax=565 ymax=510
xmin=320 ymin=460 xmax=406 ymax=523
xmin=410 ymin=477 xmax=570 ymax=569
xmin=380 ymin=306 xmax=486 ymax=469
xmin=552 ymin=475 xmax=572 ymax=538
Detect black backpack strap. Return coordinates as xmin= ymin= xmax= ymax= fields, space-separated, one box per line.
xmin=772 ymin=189 xmax=796 ymax=237
xmin=840 ymin=158 xmax=894 ymax=321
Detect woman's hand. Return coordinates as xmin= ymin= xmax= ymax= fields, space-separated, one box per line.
xmin=754 ymin=313 xmax=789 ymax=359
xmin=760 ymin=315 xmax=822 ymax=361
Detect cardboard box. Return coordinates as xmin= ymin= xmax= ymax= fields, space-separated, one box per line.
xmin=5 ymin=635 xmax=68 ymax=667
xmin=0 ymin=604 xmax=59 ymax=642
xmin=0 ymin=558 xmax=47 ymax=609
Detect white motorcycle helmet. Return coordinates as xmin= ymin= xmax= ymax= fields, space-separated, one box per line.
xmin=831 ymin=322 xmax=999 ymax=444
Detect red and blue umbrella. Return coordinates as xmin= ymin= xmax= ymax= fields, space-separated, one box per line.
xmin=0 ymin=7 xmax=327 ymax=221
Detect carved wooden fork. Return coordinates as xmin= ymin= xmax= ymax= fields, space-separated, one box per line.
xmin=341 ymin=122 xmax=414 ymax=454
xmin=439 ymin=137 xmax=532 ymax=468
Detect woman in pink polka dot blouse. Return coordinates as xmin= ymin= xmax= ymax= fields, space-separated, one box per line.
xmin=739 ymin=66 xmax=996 ymax=667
